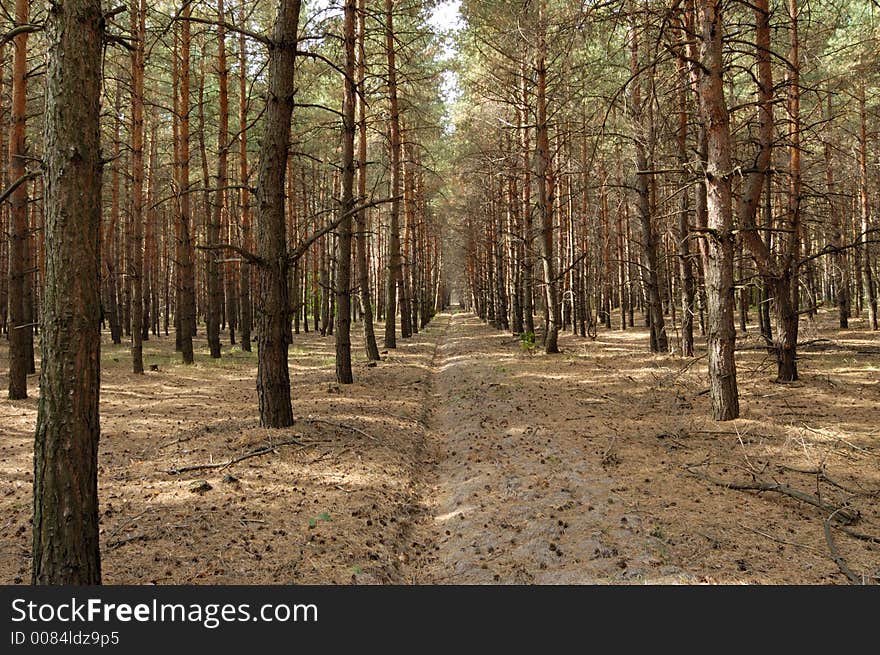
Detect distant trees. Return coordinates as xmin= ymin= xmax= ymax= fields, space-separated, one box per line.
xmin=456 ymin=0 xmax=880 ymax=420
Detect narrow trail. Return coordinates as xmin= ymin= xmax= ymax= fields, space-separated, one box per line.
xmin=402 ymin=311 xmax=692 ymax=584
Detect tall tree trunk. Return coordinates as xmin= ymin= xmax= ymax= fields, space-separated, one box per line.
xmin=675 ymin=13 xmax=695 ymax=356
xmin=130 ymin=0 xmax=145 ymax=374
xmin=383 ymin=0 xmax=402 ymax=350
xmin=696 ymin=0 xmax=739 ymax=421
xmin=825 ymin=92 xmax=848 ymax=328
xmin=33 ymin=0 xmax=103 ymax=585
xmin=858 ymin=83 xmax=878 ymax=330
xmin=628 ymin=16 xmax=667 ymax=353
xmin=775 ymin=0 xmax=802 ymax=380
xmin=255 ymin=0 xmax=302 ymax=428
xmin=206 ymin=0 xmax=230 ymax=360
xmin=145 ymin=113 xmax=159 ymax=341
xmin=176 ymin=4 xmax=195 ymax=364
xmin=238 ymin=0 xmax=252 ymax=352
xmin=354 ymin=0 xmax=379 ymax=360
xmin=520 ymin=63 xmax=535 ymax=336
xmin=7 ymin=0 xmax=30 ymax=399
xmin=335 ymin=0 xmax=356 ymax=384
xmin=536 ymin=0 xmax=559 ymax=354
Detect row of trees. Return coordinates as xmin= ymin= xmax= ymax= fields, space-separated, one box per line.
xmin=3 ymin=0 xmax=450 ymax=583
xmin=454 ymin=0 xmax=879 ymax=420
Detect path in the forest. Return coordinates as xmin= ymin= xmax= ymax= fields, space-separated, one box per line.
xmin=402 ymin=311 xmax=692 ymax=584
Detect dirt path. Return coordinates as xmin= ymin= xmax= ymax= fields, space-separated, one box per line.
xmin=404 ymin=312 xmax=692 ymax=583
xmin=2 ymin=310 xmax=877 ymax=584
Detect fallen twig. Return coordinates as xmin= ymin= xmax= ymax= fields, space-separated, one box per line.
xmin=737 ymin=523 xmax=820 ymax=554
xmin=824 ymin=518 xmax=862 ymax=584
xmin=163 ymin=437 xmax=308 ymax=475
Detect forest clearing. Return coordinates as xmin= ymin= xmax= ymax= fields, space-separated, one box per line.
xmin=2 ymin=310 xmax=878 ymax=584
xmin=1 ymin=0 xmax=880 ymax=588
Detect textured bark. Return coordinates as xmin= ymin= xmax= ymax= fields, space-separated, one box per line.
xmin=130 ymin=0 xmax=145 ymax=374
xmin=536 ymin=0 xmax=559 ymax=354
xmin=383 ymin=0 xmax=402 ymax=350
xmin=355 ymin=0 xmax=379 ymax=361
xmin=7 ymin=0 xmax=30 ymax=399
xmin=33 ymin=0 xmax=103 ymax=585
xmin=696 ymin=0 xmax=739 ymax=421
xmin=255 ymin=0 xmax=302 ymax=428
xmin=334 ymin=0 xmax=356 ymax=384
xmin=177 ymin=3 xmax=195 ymax=364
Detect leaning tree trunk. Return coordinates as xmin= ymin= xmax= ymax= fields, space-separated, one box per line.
xmin=255 ymin=0 xmax=303 ymax=428
xmin=33 ymin=0 xmax=104 ymax=585
xmin=696 ymin=0 xmax=739 ymax=421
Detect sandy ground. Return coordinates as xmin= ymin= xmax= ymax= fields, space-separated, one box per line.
xmin=1 ymin=309 xmax=878 ymax=584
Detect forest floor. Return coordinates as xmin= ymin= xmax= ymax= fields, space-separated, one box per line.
xmin=1 ymin=309 xmax=879 ymax=584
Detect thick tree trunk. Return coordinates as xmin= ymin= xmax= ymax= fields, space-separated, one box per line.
xmin=696 ymin=0 xmax=739 ymax=421
xmin=33 ymin=0 xmax=103 ymax=585
xmin=335 ymin=0 xmax=356 ymax=384
xmin=7 ymin=0 xmax=30 ymax=399
xmin=255 ymin=0 xmax=302 ymax=428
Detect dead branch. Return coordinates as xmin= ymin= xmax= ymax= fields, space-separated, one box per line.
xmin=163 ymin=437 xmax=308 ymax=475
xmin=823 ymin=519 xmax=862 ymax=585
xmin=688 ymin=468 xmax=860 ymax=524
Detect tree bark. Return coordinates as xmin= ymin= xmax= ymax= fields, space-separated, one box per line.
xmin=696 ymin=0 xmax=739 ymax=420
xmin=255 ymin=0 xmax=303 ymax=428
xmin=176 ymin=3 xmax=195 ymax=364
xmin=33 ymin=0 xmax=103 ymax=585
xmin=7 ymin=0 xmax=30 ymax=399
xmin=130 ymin=0 xmax=146 ymax=374
xmin=335 ymin=0 xmax=356 ymax=384
xmin=238 ymin=0 xmax=252 ymax=352
xmin=536 ymin=0 xmax=559 ymax=354
xmin=383 ymin=0 xmax=402 ymax=350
